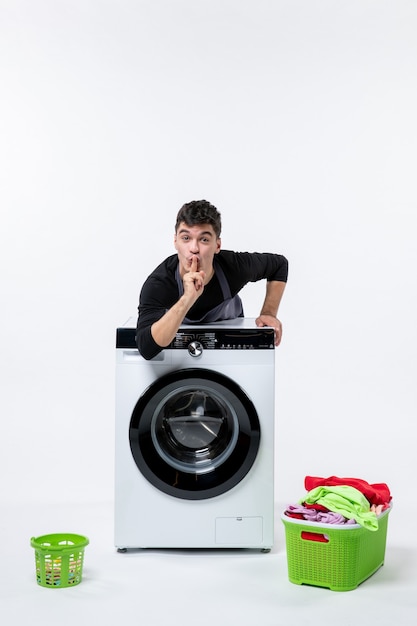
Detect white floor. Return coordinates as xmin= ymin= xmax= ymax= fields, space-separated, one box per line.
xmin=2 ymin=499 xmax=416 ymax=625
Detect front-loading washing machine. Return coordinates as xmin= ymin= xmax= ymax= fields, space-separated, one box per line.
xmin=115 ymin=317 xmax=276 ymax=551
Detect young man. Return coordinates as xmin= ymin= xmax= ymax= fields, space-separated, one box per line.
xmin=136 ymin=199 xmax=288 ymax=360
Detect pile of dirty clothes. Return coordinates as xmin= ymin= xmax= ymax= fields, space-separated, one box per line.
xmin=284 ymin=476 xmax=392 ymax=531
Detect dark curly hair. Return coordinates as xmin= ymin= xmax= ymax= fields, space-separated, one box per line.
xmin=175 ymin=200 xmax=222 ymax=238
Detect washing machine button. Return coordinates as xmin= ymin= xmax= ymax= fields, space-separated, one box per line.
xmin=188 ymin=340 xmax=203 ymax=357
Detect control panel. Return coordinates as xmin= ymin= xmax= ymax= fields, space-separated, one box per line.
xmin=171 ymin=328 xmax=275 ymax=350
xmin=116 ymin=325 xmax=275 ymax=350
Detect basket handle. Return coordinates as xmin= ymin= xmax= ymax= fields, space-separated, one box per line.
xmin=301 ymin=530 xmax=329 ymax=543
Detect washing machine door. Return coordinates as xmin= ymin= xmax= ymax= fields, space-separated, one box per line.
xmin=129 ymin=368 xmax=260 ymax=500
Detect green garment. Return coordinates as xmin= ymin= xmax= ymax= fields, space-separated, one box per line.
xmin=301 ymin=484 xmax=378 ymax=531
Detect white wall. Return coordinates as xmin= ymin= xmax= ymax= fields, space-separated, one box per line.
xmin=1 ymin=0 xmax=416 ymax=507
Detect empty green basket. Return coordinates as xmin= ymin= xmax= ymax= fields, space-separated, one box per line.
xmin=30 ymin=533 xmax=89 ymax=588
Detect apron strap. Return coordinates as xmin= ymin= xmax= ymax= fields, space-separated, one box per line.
xmin=175 ymin=259 xmax=243 ymax=324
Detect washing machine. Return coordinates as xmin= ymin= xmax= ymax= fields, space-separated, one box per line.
xmin=115 ymin=317 xmax=276 ymax=551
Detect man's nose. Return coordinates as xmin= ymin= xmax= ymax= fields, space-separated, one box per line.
xmin=190 ymin=239 xmax=199 ymax=253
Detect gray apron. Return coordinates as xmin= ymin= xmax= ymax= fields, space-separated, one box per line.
xmin=175 ymin=260 xmax=243 ymax=324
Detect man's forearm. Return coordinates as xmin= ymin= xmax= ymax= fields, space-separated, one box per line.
xmin=260 ymin=280 xmax=286 ymax=317
xmin=150 ymin=295 xmax=192 ymax=348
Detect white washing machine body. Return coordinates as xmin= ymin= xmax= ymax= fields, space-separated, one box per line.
xmin=115 ymin=318 xmax=276 ymax=550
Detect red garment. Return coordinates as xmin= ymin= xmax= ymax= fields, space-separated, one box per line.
xmin=301 ymin=531 xmax=329 ymax=543
xmin=302 ymin=502 xmax=329 ymax=513
xmin=284 ymin=511 xmax=305 ymax=520
xmin=304 ymin=475 xmax=392 ymax=506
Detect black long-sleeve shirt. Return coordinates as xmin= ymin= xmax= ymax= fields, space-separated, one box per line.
xmin=136 ymin=250 xmax=288 ymax=359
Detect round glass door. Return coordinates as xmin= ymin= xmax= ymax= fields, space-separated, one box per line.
xmin=129 ymin=368 xmax=260 ymax=499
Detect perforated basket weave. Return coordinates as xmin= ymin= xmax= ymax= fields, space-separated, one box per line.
xmin=30 ymin=533 xmax=89 ymax=588
xmin=281 ymin=506 xmax=391 ymax=591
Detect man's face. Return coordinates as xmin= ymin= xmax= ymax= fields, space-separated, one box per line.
xmin=174 ymin=222 xmax=221 ymax=279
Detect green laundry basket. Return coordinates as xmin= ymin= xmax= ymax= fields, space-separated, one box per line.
xmin=30 ymin=533 xmax=89 ymax=588
xmin=281 ymin=506 xmax=391 ymax=591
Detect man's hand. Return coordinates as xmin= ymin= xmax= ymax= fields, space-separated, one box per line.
xmin=256 ymin=314 xmax=283 ymax=346
xmin=256 ymin=280 xmax=286 ymax=347
xmin=182 ymin=256 xmax=206 ymax=303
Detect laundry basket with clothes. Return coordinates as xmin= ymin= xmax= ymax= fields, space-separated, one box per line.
xmin=281 ymin=475 xmax=392 ymax=591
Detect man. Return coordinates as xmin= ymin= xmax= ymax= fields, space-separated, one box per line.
xmin=136 ymin=199 xmax=288 ymax=360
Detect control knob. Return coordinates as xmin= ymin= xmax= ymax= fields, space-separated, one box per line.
xmin=188 ymin=340 xmax=203 ymax=357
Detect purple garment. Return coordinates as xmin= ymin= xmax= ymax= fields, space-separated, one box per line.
xmin=316 ymin=511 xmax=353 ymax=524
xmin=285 ymin=504 xmax=356 ymax=525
